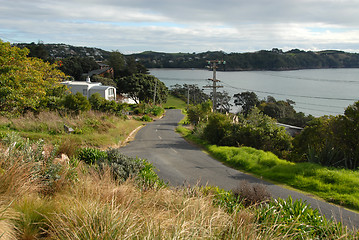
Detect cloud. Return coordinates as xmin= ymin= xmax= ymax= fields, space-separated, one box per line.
xmin=0 ymin=0 xmax=358 ymax=53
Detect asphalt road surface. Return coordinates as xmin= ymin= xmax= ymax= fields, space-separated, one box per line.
xmin=120 ymin=109 xmax=359 ymax=229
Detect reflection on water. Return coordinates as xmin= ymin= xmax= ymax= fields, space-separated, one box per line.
xmin=150 ymin=68 xmax=359 ymax=117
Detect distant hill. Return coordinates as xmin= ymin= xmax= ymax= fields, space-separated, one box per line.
xmin=13 ymin=43 xmax=359 ymax=71
xmin=14 ymin=42 xmax=110 ymax=61
xmin=128 ymin=49 xmax=359 ymax=71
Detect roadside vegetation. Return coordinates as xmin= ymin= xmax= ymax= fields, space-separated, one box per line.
xmin=177 ymin=94 xmax=359 ymax=212
xmin=0 ymin=132 xmax=356 ymax=239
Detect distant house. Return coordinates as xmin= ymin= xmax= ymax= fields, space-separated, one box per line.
xmin=276 ymin=123 xmax=303 ymax=137
xmin=83 ymin=62 xmax=114 ymax=79
xmin=61 ymin=77 xmax=116 ymax=101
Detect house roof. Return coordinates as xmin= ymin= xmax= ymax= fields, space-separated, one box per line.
xmin=86 ymin=67 xmax=112 ymax=77
xmin=90 ymin=85 xmax=114 ymax=90
xmin=61 ymin=81 xmax=101 ymax=86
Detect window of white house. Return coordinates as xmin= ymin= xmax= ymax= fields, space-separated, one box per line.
xmin=83 ymin=89 xmax=87 ymax=96
xmin=108 ymin=88 xmax=114 ymax=96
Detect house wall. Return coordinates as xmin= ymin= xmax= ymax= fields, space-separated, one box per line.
xmin=61 ymin=81 xmax=116 ymax=101
xmin=62 ymin=83 xmax=89 ymax=98
xmin=89 ymin=87 xmax=116 ymax=101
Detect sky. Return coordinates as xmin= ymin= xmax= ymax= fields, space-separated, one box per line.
xmin=1 ymin=0 xmax=359 ymax=54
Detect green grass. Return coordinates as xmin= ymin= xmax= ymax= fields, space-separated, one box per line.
xmin=179 ymin=128 xmax=359 ymax=211
xmin=163 ymin=95 xmax=187 ymax=109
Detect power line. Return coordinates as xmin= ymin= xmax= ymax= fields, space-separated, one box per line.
xmin=293 ymin=101 xmax=345 ymax=109
xmin=295 ymin=106 xmax=343 ymax=115
xmin=221 ymin=82 xmax=358 ymax=101
xmin=255 ymin=71 xmax=359 ymax=84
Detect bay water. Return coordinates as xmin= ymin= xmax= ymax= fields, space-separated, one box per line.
xmin=150 ymin=68 xmax=359 ymax=117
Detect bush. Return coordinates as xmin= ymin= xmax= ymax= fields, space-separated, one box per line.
xmin=232 ymin=181 xmax=271 ymax=207
xmin=293 ymin=101 xmax=359 ymax=169
xmin=76 ymin=147 xmax=107 ymax=165
xmin=140 ymin=115 xmax=152 ymax=122
xmin=88 ymin=93 xmax=105 ymax=111
xmin=200 ymin=108 xmax=292 ymax=157
xmin=63 ymin=92 xmax=91 ymax=114
xmin=99 ymin=148 xmax=145 ymax=182
xmin=150 ymin=106 xmax=164 ymax=116
xmin=202 ymin=113 xmax=232 ymax=145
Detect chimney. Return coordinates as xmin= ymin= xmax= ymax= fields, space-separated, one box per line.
xmin=86 ymin=75 xmax=91 ymax=83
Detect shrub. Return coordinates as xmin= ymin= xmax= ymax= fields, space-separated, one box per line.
xmin=232 ymin=181 xmax=271 ymax=207
xmin=63 ymin=92 xmax=91 ymax=114
xmin=76 ymin=147 xmax=107 ymax=165
xmin=150 ymin=106 xmax=164 ymax=116
xmin=200 ymin=108 xmax=292 ymax=157
xmin=88 ymin=93 xmax=105 ymax=111
xmin=98 ymin=148 xmax=145 ymax=182
xmin=140 ymin=115 xmax=152 ymax=122
xmin=202 ymin=113 xmax=232 ymax=145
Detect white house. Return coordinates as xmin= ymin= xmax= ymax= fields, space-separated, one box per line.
xmin=61 ymin=77 xmax=116 ymax=101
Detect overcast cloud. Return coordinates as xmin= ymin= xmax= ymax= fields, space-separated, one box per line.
xmin=0 ymin=0 xmax=358 ymax=53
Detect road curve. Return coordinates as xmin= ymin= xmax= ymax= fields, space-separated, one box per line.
xmin=120 ymin=109 xmax=359 ymax=229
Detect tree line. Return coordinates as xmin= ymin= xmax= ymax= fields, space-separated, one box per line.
xmin=15 ymin=42 xmax=359 ymax=71
xmin=130 ymin=49 xmax=359 ymax=70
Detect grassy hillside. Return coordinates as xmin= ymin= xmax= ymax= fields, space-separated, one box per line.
xmin=0 ymin=111 xmax=142 ymax=156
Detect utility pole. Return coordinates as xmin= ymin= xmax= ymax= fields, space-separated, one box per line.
xmin=187 ymin=85 xmax=190 ymax=106
xmin=203 ymin=60 xmax=224 ymax=111
xmin=186 ymin=84 xmax=197 ymax=106
xmin=153 ymin=79 xmax=157 ymax=104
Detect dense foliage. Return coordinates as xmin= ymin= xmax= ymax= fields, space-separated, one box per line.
xmin=0 ymin=40 xmax=66 ymax=116
xmin=59 ymin=56 xmax=99 ymax=80
xmin=170 ymin=84 xmax=209 ymax=105
xmin=234 ymin=91 xmax=314 ymax=127
xmin=293 ymin=101 xmax=359 ymax=169
xmin=116 ymin=73 xmax=168 ymax=104
xmin=188 ymin=96 xmax=359 ymax=170
xmin=187 ymin=99 xmax=293 ymax=157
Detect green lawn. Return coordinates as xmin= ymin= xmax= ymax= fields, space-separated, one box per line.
xmin=163 ymin=95 xmax=187 ymax=109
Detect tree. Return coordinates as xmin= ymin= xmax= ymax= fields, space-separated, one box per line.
xmin=108 ymin=51 xmax=126 ymax=79
xmin=59 ymin=56 xmax=98 ymax=80
xmin=213 ymin=91 xmax=231 ymax=113
xmin=233 ymin=91 xmax=259 ymax=116
xmin=293 ymin=101 xmax=359 ymax=169
xmin=170 ymin=84 xmax=209 ymax=105
xmin=26 ymin=41 xmax=49 ymax=61
xmin=259 ymin=96 xmax=313 ymax=127
xmin=0 ymin=40 xmax=66 ymax=115
xmin=116 ymin=74 xmax=168 ymax=104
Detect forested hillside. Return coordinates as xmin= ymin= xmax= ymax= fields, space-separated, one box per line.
xmin=14 ymin=42 xmax=359 ymax=70
xmin=129 ymin=49 xmax=359 ymax=70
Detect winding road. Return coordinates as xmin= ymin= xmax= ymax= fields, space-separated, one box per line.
xmin=120 ymin=109 xmax=359 ymax=229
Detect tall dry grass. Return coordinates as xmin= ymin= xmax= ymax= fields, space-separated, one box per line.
xmin=43 ymin=166 xmax=298 ymax=239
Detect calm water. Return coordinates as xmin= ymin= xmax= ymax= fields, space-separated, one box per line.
xmin=150 ymin=68 xmax=359 ymax=117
